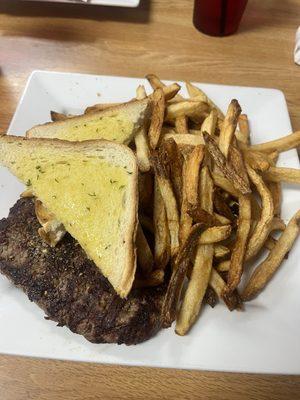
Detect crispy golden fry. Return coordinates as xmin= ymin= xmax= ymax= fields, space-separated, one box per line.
xmin=139 ymin=213 xmax=154 ymax=234
xmin=85 ymin=102 xmax=122 ymax=114
xmin=212 ymin=173 xmax=239 ymax=197
xmin=216 ymin=260 xmax=230 ymax=272
xmin=180 ymin=146 xmax=204 ymax=244
xmin=136 ymin=224 xmax=154 ymax=275
xmin=244 ymin=150 xmax=270 ymax=172
xmin=135 ymin=85 xmax=151 ymax=172
xmin=180 ymin=163 xmax=193 ymax=245
xmin=227 ymin=194 xmax=251 ymax=291
xmin=153 ymin=177 xmax=170 ymax=269
xmin=138 ymin=172 xmax=153 ymax=213
xmin=200 ymin=109 xmax=218 ymax=136
xmin=185 ymin=146 xmax=205 ymax=206
xmin=153 ymin=153 xmax=180 ymax=257
xmin=218 ymin=100 xmax=241 ymax=158
xmin=214 ymin=245 xmax=230 ymax=259
xmin=242 ymin=210 xmax=300 ymax=301
xmin=145 ymin=73 xmax=165 ymax=89
xmin=203 ymin=133 xmax=251 ymax=194
xmin=134 ymin=269 xmax=165 ymax=288
xmin=263 ymin=167 xmax=300 ymax=185
xmin=185 ymin=81 xmax=224 ymax=120
xmin=163 ymin=133 xmax=204 ymax=147
xmin=165 ymin=100 xmax=209 ymax=123
xmin=209 ymin=269 xmax=241 ymax=311
xmin=50 ymin=111 xmax=72 ymax=122
xmin=175 ymin=116 xmax=189 ymax=135
xmin=187 ymin=205 xmax=220 ymax=226
xmin=268 ymin=182 xmax=282 ymax=216
xmin=176 ymin=167 xmax=214 ymax=335
xmin=245 ymin=165 xmax=274 ymax=261
xmin=161 ymin=223 xmax=206 ymax=328
xmin=163 ymin=138 xmax=184 ymax=207
xmin=249 ymin=131 xmax=300 ymax=153
xmin=145 ymin=74 xmax=181 ymax=101
xmin=229 ymin=144 xmax=250 ymax=191
xmin=148 ymin=88 xmax=165 ymax=150
xmin=236 ymin=114 xmax=250 ymax=145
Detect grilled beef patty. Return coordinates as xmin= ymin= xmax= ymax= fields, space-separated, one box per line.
xmin=0 ymin=198 xmax=165 ymax=345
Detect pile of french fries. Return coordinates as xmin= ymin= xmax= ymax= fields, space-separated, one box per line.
xmin=52 ymin=74 xmax=300 ymax=336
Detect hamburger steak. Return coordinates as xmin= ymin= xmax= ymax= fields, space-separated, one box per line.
xmin=0 ymin=198 xmax=166 ymax=345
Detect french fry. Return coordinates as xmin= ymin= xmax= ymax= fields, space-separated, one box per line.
xmin=228 ymin=144 xmax=250 ymax=188
xmin=236 ymin=114 xmax=250 ymax=145
xmin=212 ymin=173 xmax=239 ymax=198
xmin=165 ymin=100 xmax=209 ymax=123
xmin=268 ymin=182 xmax=282 ymax=216
xmin=163 ymin=138 xmax=184 ymax=207
xmin=214 ymin=245 xmax=230 ymax=259
xmin=134 ymin=269 xmax=165 ymax=288
xmin=244 ymin=150 xmax=270 ymax=172
xmin=227 ymin=194 xmax=251 ymax=291
xmin=263 ymin=167 xmax=300 ymax=185
xmin=161 ymin=223 xmax=206 ymax=328
xmin=209 ymin=269 xmax=241 ymax=311
xmin=152 ymin=153 xmax=180 ymax=257
xmin=245 ymin=165 xmax=274 ymax=261
xmin=269 ymin=217 xmax=286 ymax=232
xmin=148 ymin=88 xmax=165 ymax=150
xmin=176 ymin=166 xmax=214 ymax=335
xmin=218 ymin=99 xmax=241 ymax=158
xmin=203 ymin=133 xmax=251 ymax=194
xmin=185 ymin=81 xmax=224 ymax=120
xmin=180 ymin=146 xmax=204 ymax=244
xmin=145 ymin=74 xmax=181 ymax=101
xmin=146 ymin=73 xmax=165 ymax=89
xmin=136 ymin=224 xmax=154 ymax=276
xmin=153 ymin=177 xmax=170 ymax=269
xmin=135 ymin=85 xmax=151 ymax=172
xmin=242 ymin=210 xmax=300 ymax=301
xmin=175 ymin=116 xmax=189 ymax=135
xmin=200 ymin=109 xmax=218 ymax=136
xmin=249 ymin=131 xmax=300 ymax=153
xmin=163 ymin=133 xmax=204 ymax=147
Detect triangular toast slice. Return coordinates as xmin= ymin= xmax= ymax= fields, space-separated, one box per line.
xmin=0 ymin=135 xmax=138 ymax=297
xmin=26 ymin=99 xmax=150 ymax=145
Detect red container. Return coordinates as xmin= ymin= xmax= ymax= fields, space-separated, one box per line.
xmin=193 ymin=0 xmax=248 ymax=37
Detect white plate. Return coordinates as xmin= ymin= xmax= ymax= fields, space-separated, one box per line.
xmin=21 ymin=0 xmax=140 ymax=8
xmin=1 ymin=71 xmax=300 ymax=374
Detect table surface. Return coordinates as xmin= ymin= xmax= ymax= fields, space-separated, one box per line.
xmin=0 ymin=0 xmax=300 ymax=399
